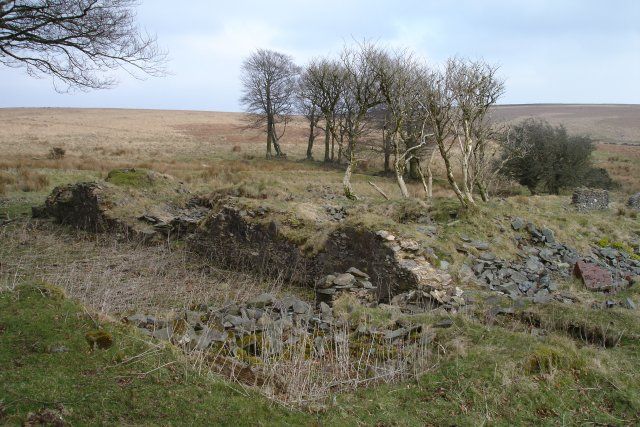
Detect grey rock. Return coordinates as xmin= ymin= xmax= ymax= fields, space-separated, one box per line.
xmin=376 ymin=230 xmax=395 ymax=241
xmin=384 ymin=327 xmax=410 ymax=340
xmin=152 ymin=327 xmax=173 ymax=340
xmin=480 ymin=252 xmax=496 ymax=262
xmin=247 ymin=293 xmax=276 ymax=308
xmin=541 ymin=228 xmax=556 ymax=244
xmin=472 ymin=241 xmax=490 ymax=251
xmin=511 ymin=217 xmax=525 ymax=231
xmin=525 ymin=257 xmax=543 ymax=273
xmin=533 ymin=289 xmax=552 ymax=304
xmin=624 ymin=297 xmax=637 ymax=310
xmin=434 ymin=319 xmax=454 ymax=328
xmin=333 ymin=273 xmax=356 ymax=287
xmin=293 ymin=300 xmax=311 ymax=315
xmin=346 ymin=267 xmax=369 ymax=279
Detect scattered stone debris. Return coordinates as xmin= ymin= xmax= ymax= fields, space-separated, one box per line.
xmin=315 ymin=269 xmax=378 ymax=306
xmin=324 ymin=205 xmax=347 ymax=221
xmin=571 ymin=187 xmax=609 ymax=211
xmin=628 ymin=192 xmax=640 ymax=210
xmin=124 ymin=284 xmax=448 ymax=390
xmin=469 ymin=219 xmax=639 ymax=303
xmin=138 ymin=198 xmax=210 ymax=236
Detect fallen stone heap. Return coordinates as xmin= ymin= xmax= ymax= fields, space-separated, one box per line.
xmin=123 ymin=267 xmax=465 ymax=390
xmin=315 ymin=267 xmax=467 ymax=314
xmin=467 ymin=217 xmax=640 ymax=302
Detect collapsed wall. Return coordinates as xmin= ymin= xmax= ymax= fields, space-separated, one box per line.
xmin=189 ymin=205 xmax=452 ymax=301
xmin=32 ymin=182 xmax=128 ymax=233
xmin=34 ymin=181 xmax=453 ymax=302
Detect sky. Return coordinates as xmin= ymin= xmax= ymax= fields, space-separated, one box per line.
xmin=0 ymin=0 xmax=638 ymax=111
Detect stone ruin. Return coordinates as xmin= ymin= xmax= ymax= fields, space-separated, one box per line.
xmin=571 ymin=187 xmax=609 ymax=211
xmin=628 ymin=192 xmax=640 ymax=210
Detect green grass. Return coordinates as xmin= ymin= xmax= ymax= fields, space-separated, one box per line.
xmin=105 ymin=168 xmax=155 ymax=188
xmin=0 ymin=282 xmax=311 ymax=426
xmin=2 ymin=282 xmax=639 ymax=425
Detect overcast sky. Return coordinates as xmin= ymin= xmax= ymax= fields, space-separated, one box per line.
xmin=1 ymin=0 xmax=638 ymax=111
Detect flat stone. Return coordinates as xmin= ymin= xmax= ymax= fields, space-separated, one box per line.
xmin=317 ymin=274 xmax=336 ymax=289
xmin=434 ymin=319 xmax=454 ymax=328
xmin=472 ymin=241 xmax=490 ymax=251
xmin=574 ymin=260 xmax=614 ymax=292
xmin=152 ymin=327 xmax=173 ymax=340
xmin=479 ymin=252 xmax=496 ymax=262
xmin=346 ymin=267 xmax=369 ymax=279
xmin=376 ymin=230 xmax=395 ymax=241
xmin=624 ymin=297 xmax=636 ymax=310
xmin=292 ymin=300 xmax=311 ymax=315
xmin=400 ymin=240 xmax=421 ymax=251
xmin=533 ymin=289 xmax=552 ymax=304
xmin=384 ymin=327 xmax=410 ymax=340
xmin=511 ymin=217 xmax=525 ymax=231
xmin=333 ymin=273 xmax=356 ymax=287
xmin=541 ymin=228 xmax=556 ymax=244
xmin=247 ymin=293 xmax=276 ymax=308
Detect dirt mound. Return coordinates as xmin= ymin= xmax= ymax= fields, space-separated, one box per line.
xmin=32 ymin=182 xmax=127 ymax=233
xmin=33 ymin=171 xmax=211 ymax=239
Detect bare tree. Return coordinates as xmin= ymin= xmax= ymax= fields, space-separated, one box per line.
xmin=419 ymin=67 xmax=470 ymax=206
xmin=448 ymin=58 xmax=505 ymax=202
xmin=297 ymin=65 xmax=323 ymax=160
xmin=300 ymin=58 xmax=345 ymax=162
xmin=240 ymin=49 xmax=300 ymax=158
xmin=375 ymin=49 xmax=433 ymax=198
xmin=0 ymin=0 xmax=166 ymax=91
xmin=339 ymin=42 xmax=383 ymax=199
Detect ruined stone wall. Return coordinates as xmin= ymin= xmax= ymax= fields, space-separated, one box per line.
xmin=33 ymin=182 xmax=129 ymax=233
xmin=189 ymin=206 xmax=445 ymax=301
xmin=571 ymin=188 xmax=609 ymax=211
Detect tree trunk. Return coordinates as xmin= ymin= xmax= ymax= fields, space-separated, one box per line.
xmin=343 ymin=148 xmax=357 ymax=200
xmin=425 ymin=150 xmax=434 ymax=199
xmin=306 ymin=120 xmax=315 ymax=160
xmin=266 ymin=116 xmax=273 ymax=158
xmin=394 ymin=139 xmax=409 ymax=198
xmin=323 ymin=125 xmax=330 ymax=162
xmin=415 ymin=160 xmax=430 ymax=198
xmin=383 ymin=132 xmax=391 ymax=174
xmin=437 ymin=139 xmax=469 ymax=208
xmin=408 ymin=157 xmax=421 ymax=180
xmin=476 ymin=181 xmax=489 ymax=202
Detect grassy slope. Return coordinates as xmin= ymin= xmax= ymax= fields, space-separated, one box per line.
xmin=0 ymin=282 xmax=310 ymax=426
xmin=2 ymin=282 xmax=639 ymax=425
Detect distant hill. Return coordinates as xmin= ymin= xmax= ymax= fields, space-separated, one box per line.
xmin=491 ymin=104 xmax=640 ymax=145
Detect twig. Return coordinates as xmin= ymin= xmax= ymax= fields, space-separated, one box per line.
xmin=368 ymin=181 xmax=389 ymax=200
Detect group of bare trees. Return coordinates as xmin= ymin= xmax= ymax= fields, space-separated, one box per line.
xmin=240 ymin=43 xmax=504 ymax=207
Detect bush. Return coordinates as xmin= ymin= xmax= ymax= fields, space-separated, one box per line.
xmin=48 ymin=146 xmax=66 ymax=159
xmin=498 ymin=119 xmax=615 ymax=194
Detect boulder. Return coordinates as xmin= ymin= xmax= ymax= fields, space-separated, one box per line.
xmin=574 ymin=260 xmax=613 ymax=291
xmin=333 ymin=273 xmax=356 ymax=287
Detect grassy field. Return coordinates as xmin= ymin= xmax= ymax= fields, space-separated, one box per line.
xmin=1 ymin=106 xmax=640 ymax=425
